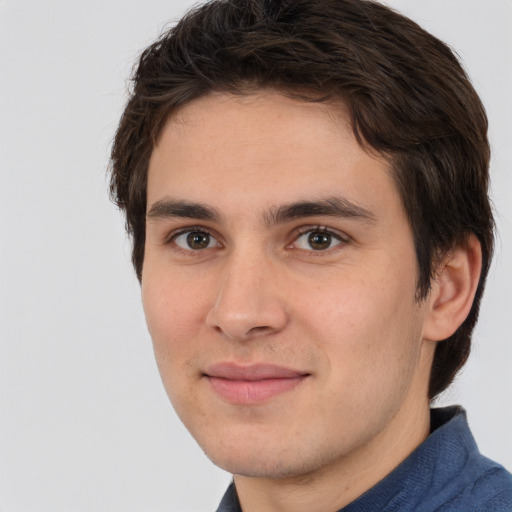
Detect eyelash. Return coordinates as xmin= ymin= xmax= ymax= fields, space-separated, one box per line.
xmin=290 ymin=225 xmax=349 ymax=253
xmin=164 ymin=225 xmax=349 ymax=255
xmin=165 ymin=226 xmax=221 ymax=253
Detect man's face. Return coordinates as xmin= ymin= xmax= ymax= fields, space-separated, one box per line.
xmin=142 ymin=91 xmax=436 ymax=480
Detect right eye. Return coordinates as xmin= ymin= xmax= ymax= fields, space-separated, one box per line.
xmin=173 ymin=230 xmax=220 ymax=251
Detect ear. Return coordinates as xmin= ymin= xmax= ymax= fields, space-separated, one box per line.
xmin=422 ymin=234 xmax=482 ymax=342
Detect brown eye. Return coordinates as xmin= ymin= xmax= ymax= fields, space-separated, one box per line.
xmin=187 ymin=231 xmax=210 ymax=249
xmin=308 ymin=231 xmax=332 ymax=250
xmin=293 ymin=228 xmax=345 ymax=252
xmin=174 ymin=230 xmax=218 ymax=250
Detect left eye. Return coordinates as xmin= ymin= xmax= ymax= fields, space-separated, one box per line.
xmin=294 ymin=229 xmax=344 ymax=251
xmin=173 ymin=230 xmax=220 ymax=250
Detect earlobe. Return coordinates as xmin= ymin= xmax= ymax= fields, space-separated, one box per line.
xmin=423 ymin=235 xmax=482 ymax=342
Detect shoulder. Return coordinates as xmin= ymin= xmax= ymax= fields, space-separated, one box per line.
xmin=439 ymin=458 xmax=512 ymax=511
xmin=415 ymin=407 xmax=512 ymax=512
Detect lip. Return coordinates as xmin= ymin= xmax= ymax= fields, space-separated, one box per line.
xmin=204 ymin=363 xmax=310 ymax=405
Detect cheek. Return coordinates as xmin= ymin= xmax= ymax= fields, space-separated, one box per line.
xmin=143 ymin=263 xmax=209 ymax=333
xmin=304 ymin=266 xmax=422 ymax=387
xmin=141 ymin=272 xmax=207 ymax=374
xmin=141 ymin=275 xmax=206 ymax=415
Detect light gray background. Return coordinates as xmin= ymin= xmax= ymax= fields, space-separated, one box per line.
xmin=0 ymin=1 xmax=511 ymax=511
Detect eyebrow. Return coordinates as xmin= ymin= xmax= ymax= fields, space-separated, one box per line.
xmin=146 ymin=199 xmax=223 ymax=222
xmin=146 ymin=196 xmax=376 ymax=225
xmin=264 ymin=196 xmax=377 ymax=226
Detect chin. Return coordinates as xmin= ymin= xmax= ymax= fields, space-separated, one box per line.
xmin=207 ymin=451 xmax=305 ymax=479
xmin=200 ymin=432 xmax=333 ymax=480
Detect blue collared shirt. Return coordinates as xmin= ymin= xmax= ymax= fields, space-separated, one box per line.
xmin=216 ymin=406 xmax=512 ymax=511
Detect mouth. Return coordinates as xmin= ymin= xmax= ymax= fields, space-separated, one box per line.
xmin=203 ymin=363 xmax=310 ymax=405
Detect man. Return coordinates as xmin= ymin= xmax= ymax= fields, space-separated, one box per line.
xmin=109 ymin=0 xmax=512 ymax=510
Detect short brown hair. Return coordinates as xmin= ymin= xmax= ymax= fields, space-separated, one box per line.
xmin=110 ymin=0 xmax=494 ymax=399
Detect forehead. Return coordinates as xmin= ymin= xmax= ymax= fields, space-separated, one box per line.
xmin=147 ymin=91 xmax=401 ymax=221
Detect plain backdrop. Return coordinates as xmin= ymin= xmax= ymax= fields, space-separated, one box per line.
xmin=0 ymin=1 xmax=511 ymax=511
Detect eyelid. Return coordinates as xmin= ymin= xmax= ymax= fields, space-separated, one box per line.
xmin=293 ymin=225 xmax=349 ymax=240
xmin=289 ymin=225 xmax=350 ymax=251
xmin=165 ymin=225 xmax=223 ymax=249
xmin=162 ymin=223 xmax=349 ymax=253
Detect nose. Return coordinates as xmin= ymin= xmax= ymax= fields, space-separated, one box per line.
xmin=205 ymin=248 xmax=289 ymax=341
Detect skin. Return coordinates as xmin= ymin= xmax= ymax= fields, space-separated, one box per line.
xmin=142 ymin=91 xmax=481 ymax=512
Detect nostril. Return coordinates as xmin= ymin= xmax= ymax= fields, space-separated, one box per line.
xmin=248 ymin=325 xmax=274 ymax=336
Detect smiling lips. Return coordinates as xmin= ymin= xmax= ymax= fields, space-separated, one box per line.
xmin=205 ymin=363 xmax=309 ymax=405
